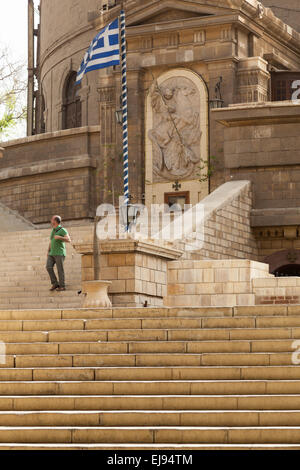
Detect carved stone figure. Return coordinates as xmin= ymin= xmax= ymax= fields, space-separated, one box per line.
xmin=148 ymin=76 xmax=202 ymax=181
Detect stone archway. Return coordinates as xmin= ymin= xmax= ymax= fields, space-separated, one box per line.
xmin=264 ymin=249 xmax=300 ymax=276
xmin=274 ymin=264 xmax=300 ymax=277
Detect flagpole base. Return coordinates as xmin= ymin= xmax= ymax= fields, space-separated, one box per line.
xmin=81 ymin=280 xmax=112 ymax=308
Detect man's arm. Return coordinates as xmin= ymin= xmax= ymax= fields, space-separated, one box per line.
xmin=47 ymin=242 xmax=51 ymax=254
xmin=54 ymin=233 xmax=71 ymax=243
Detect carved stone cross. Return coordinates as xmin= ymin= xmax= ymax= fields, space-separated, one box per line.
xmin=172 ymin=181 xmax=181 ymax=192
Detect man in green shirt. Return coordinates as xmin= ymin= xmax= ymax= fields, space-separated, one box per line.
xmin=46 ymin=215 xmax=71 ymax=292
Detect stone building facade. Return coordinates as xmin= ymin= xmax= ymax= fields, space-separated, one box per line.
xmin=1 ymin=0 xmax=300 ymax=275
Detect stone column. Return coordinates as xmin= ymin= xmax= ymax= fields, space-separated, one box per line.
xmin=236 ymin=57 xmax=270 ymax=103
xmin=98 ymin=79 xmax=117 ymax=206
xmin=126 ymin=69 xmax=145 ymax=204
xmin=79 ymin=85 xmax=90 ymax=127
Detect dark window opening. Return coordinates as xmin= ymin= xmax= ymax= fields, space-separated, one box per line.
xmin=62 ymin=71 xmax=82 ymax=130
xmin=273 ymin=264 xmax=300 ymax=277
xmin=40 ymin=94 xmax=45 ymax=134
xmin=164 ymin=192 xmax=190 ymax=211
xmin=271 ymin=72 xmax=300 ymax=101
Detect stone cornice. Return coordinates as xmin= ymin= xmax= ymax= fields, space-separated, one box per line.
xmin=125 ymin=13 xmax=262 ymax=37
xmin=213 ymin=102 xmax=300 ymax=127
xmin=91 ymin=0 xmax=300 ymax=55
xmin=0 ymin=155 xmax=97 ymax=182
xmin=1 ymin=126 xmax=100 ymax=149
xmin=74 ymin=239 xmax=183 ymax=259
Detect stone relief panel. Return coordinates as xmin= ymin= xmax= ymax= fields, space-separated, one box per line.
xmin=147 ymin=74 xmax=204 ymax=182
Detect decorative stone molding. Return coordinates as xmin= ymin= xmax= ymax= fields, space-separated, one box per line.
xmin=98 ymin=86 xmax=115 ymax=104
xmin=194 ymin=30 xmax=206 ymax=44
xmin=141 ymin=36 xmax=153 ymax=50
xmin=220 ymin=28 xmax=232 ymax=41
xmin=255 ymin=2 xmax=265 ymax=20
xmin=236 ymin=57 xmax=270 ymax=103
xmin=168 ymin=32 xmax=179 ymax=47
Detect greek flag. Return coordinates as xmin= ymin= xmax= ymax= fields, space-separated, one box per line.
xmin=76 ymin=18 xmax=120 ymax=85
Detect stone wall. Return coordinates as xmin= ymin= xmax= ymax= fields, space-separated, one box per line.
xmin=39 ymin=0 xmax=101 ymax=132
xmin=182 ymin=180 xmax=259 ymax=260
xmin=253 ymin=277 xmax=300 ymax=305
xmin=165 ymin=259 xmax=271 ymax=307
xmin=165 ymin=258 xmax=300 ymax=307
xmin=212 ymin=103 xmax=300 ymax=217
xmin=0 ymin=127 xmax=100 ymax=225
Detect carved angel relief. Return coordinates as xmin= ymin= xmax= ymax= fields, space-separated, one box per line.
xmin=148 ymin=77 xmax=202 ymax=181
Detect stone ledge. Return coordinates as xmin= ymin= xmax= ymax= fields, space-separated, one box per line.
xmin=0 ymin=155 xmax=97 ymax=181
xmin=74 ymin=239 xmax=183 ymax=260
xmin=0 ymin=126 xmax=100 ymax=148
xmin=251 ymin=208 xmax=300 ymax=227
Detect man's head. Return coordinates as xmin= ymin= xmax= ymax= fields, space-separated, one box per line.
xmin=51 ymin=215 xmax=61 ymax=228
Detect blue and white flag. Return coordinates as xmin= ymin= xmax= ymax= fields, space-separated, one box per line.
xmin=76 ymin=18 xmax=120 ymax=85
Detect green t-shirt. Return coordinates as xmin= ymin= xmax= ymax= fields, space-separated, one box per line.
xmin=49 ymin=225 xmax=68 ymax=256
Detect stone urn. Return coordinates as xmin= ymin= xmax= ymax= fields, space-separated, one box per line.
xmin=81 ymin=280 xmax=112 ymax=308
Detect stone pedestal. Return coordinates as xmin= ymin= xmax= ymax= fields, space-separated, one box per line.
xmin=74 ymin=238 xmax=182 ymax=307
xmin=81 ymin=280 xmax=112 ymax=308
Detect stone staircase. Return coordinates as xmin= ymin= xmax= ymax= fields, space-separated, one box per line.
xmin=0 ymin=202 xmax=36 ymax=232
xmin=0 ymin=226 xmax=92 ymax=309
xmin=0 ymin=305 xmax=298 ymax=449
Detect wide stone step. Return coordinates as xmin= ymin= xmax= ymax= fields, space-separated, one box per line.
xmin=0 ymin=426 xmax=300 ymax=444
xmin=0 ymin=409 xmax=298 ymax=427
xmin=1 ymin=307 xmax=300 ymax=321
xmin=0 ymin=365 xmax=295 ymax=382
xmin=0 ymin=352 xmax=296 ymax=368
xmin=0 ymin=409 xmax=299 ymax=427
xmin=1 ymin=443 xmax=300 ymax=450
xmin=48 ymin=339 xmax=300 ymax=354
xmin=0 ymin=394 xmax=298 ymax=411
xmin=0 ymin=317 xmax=297 ymax=335
xmin=1 ymin=339 xmax=298 ymax=354
xmin=0 ymin=380 xmax=297 ymax=396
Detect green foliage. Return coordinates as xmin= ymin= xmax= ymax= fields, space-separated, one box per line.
xmin=0 ymin=48 xmax=27 ymax=139
xmin=0 ymin=92 xmax=17 ymax=133
xmin=196 ymin=156 xmax=217 ymax=183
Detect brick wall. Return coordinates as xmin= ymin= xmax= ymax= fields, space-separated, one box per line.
xmin=184 ymin=181 xmax=259 ymax=261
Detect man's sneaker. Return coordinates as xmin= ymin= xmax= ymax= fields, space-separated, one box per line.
xmin=50 ymin=285 xmax=59 ymax=291
xmin=56 ymin=287 xmax=66 ymax=292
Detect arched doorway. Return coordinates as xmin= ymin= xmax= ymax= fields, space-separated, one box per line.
xmin=273 ymin=264 xmax=300 ymax=277
xmin=264 ymin=250 xmax=300 ymax=277
xmin=62 ymin=71 xmax=82 ymax=130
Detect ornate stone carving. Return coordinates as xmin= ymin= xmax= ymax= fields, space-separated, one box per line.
xmin=256 ymin=2 xmax=265 ymax=20
xmin=148 ymin=77 xmax=202 ymax=181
